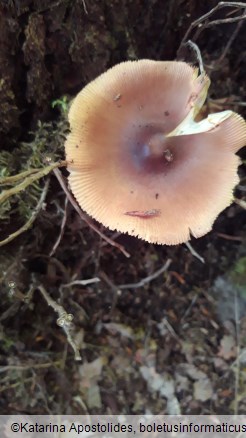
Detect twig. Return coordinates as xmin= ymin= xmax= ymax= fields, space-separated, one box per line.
xmin=177 ymin=2 xmax=246 ymax=55
xmin=99 ymin=271 xmax=121 ymax=316
xmin=215 ymin=18 xmax=244 ymax=64
xmin=238 ymin=184 xmax=246 ymax=191
xmin=219 ymin=349 xmax=246 ymax=383
xmin=0 ymin=178 xmax=50 ymax=247
xmin=0 ymin=168 xmax=41 ymax=185
xmin=36 ymin=284 xmax=82 ymax=361
xmin=208 ymin=97 xmax=246 ymax=109
xmin=0 ymin=377 xmax=34 ymax=394
xmin=0 ymin=161 xmax=66 ymax=205
xmin=118 ymin=259 xmax=172 ymax=289
xmin=185 ymin=241 xmax=205 ymax=264
xmin=0 ymin=361 xmax=61 ymax=374
xmin=53 ymin=167 xmax=130 ymax=258
xmin=100 ymin=259 xmax=172 ymax=298
xmin=159 ymin=317 xmax=181 ymax=344
xmin=61 ymin=278 xmax=100 ymax=289
xmin=186 ymin=40 xmax=205 ymax=74
xmin=82 ymin=0 xmax=88 ymax=14
xmin=216 ymin=232 xmax=243 ymax=242
xmin=181 ymin=294 xmax=198 ymax=323
xmin=49 ymin=196 xmax=68 ymax=256
xmin=234 ymin=197 xmax=246 ymax=209
xmin=99 ymin=271 xmax=120 ymax=293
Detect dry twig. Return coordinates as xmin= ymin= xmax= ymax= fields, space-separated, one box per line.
xmin=0 ymin=361 xmax=61 ymax=374
xmin=53 ymin=167 xmax=130 ymax=258
xmin=178 ymin=2 xmax=246 ymax=53
xmin=118 ymin=259 xmax=172 ymax=290
xmin=36 ymin=284 xmax=82 ymax=361
xmin=0 ymin=168 xmax=41 ymax=185
xmin=82 ymin=0 xmax=88 ymax=14
xmin=215 ymin=18 xmax=245 ymax=64
xmin=0 ymin=161 xmax=65 ymax=205
xmin=0 ymin=178 xmax=50 ymax=247
xmin=216 ymin=232 xmax=244 ymax=242
xmin=181 ymin=294 xmax=198 ymax=324
xmin=99 ymin=271 xmax=121 ymax=316
xmin=61 ymin=278 xmax=100 ymax=290
xmin=49 ymin=196 xmax=68 ymax=256
xmin=185 ymin=241 xmax=205 ymax=264
xmin=185 ymin=40 xmax=205 ymax=74
xmin=234 ymin=198 xmax=246 ymax=209
xmin=0 ymin=377 xmax=34 ymax=394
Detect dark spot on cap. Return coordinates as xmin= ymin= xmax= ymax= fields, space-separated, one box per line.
xmin=155 ymin=193 xmax=159 ymax=199
xmin=130 ymin=190 xmax=134 ymax=194
xmin=75 ymin=145 xmax=79 ymax=148
xmin=164 ymin=111 xmax=170 ymax=116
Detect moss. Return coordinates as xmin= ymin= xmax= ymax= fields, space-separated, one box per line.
xmin=0 ymin=107 xmax=69 ymax=225
xmin=230 ymin=256 xmax=246 ymax=291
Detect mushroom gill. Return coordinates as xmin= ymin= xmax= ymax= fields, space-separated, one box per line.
xmin=65 ymin=60 xmax=246 ymax=245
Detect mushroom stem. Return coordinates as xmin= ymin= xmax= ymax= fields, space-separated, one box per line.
xmin=147 ymin=133 xmax=166 ymax=157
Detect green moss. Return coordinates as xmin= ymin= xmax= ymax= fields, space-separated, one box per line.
xmin=0 ymin=332 xmax=15 ymax=352
xmin=230 ymin=256 xmax=246 ymax=290
xmin=0 ymin=107 xmax=69 ymax=224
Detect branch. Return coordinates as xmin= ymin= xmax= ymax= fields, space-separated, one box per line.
xmin=178 ymin=2 xmax=246 ymax=55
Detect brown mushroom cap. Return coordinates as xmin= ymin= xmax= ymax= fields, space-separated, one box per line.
xmin=65 ymin=60 xmax=246 ymax=245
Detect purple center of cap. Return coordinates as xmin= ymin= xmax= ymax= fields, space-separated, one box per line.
xmin=130 ymin=126 xmax=175 ymax=174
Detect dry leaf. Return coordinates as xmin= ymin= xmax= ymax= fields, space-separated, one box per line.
xmin=218 ymin=335 xmax=236 ymax=360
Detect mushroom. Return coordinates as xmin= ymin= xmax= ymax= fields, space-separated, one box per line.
xmin=65 ymin=60 xmax=246 ymax=245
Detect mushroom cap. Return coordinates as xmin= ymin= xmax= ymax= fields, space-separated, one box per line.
xmin=65 ymin=60 xmax=246 ymax=245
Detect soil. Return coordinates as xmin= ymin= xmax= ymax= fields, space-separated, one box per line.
xmin=0 ymin=0 xmax=246 ymax=416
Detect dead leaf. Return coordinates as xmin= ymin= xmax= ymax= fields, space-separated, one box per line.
xmin=194 ymin=378 xmax=213 ymax=402
xmin=79 ymin=357 xmax=106 ymax=409
xmin=87 ymin=383 xmax=101 ymax=409
xmin=103 ymin=322 xmax=134 ymax=339
xmin=140 ymin=366 xmax=180 ymax=414
xmin=218 ymin=335 xmax=236 ymax=360
xmin=79 ymin=357 xmax=106 ymax=380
